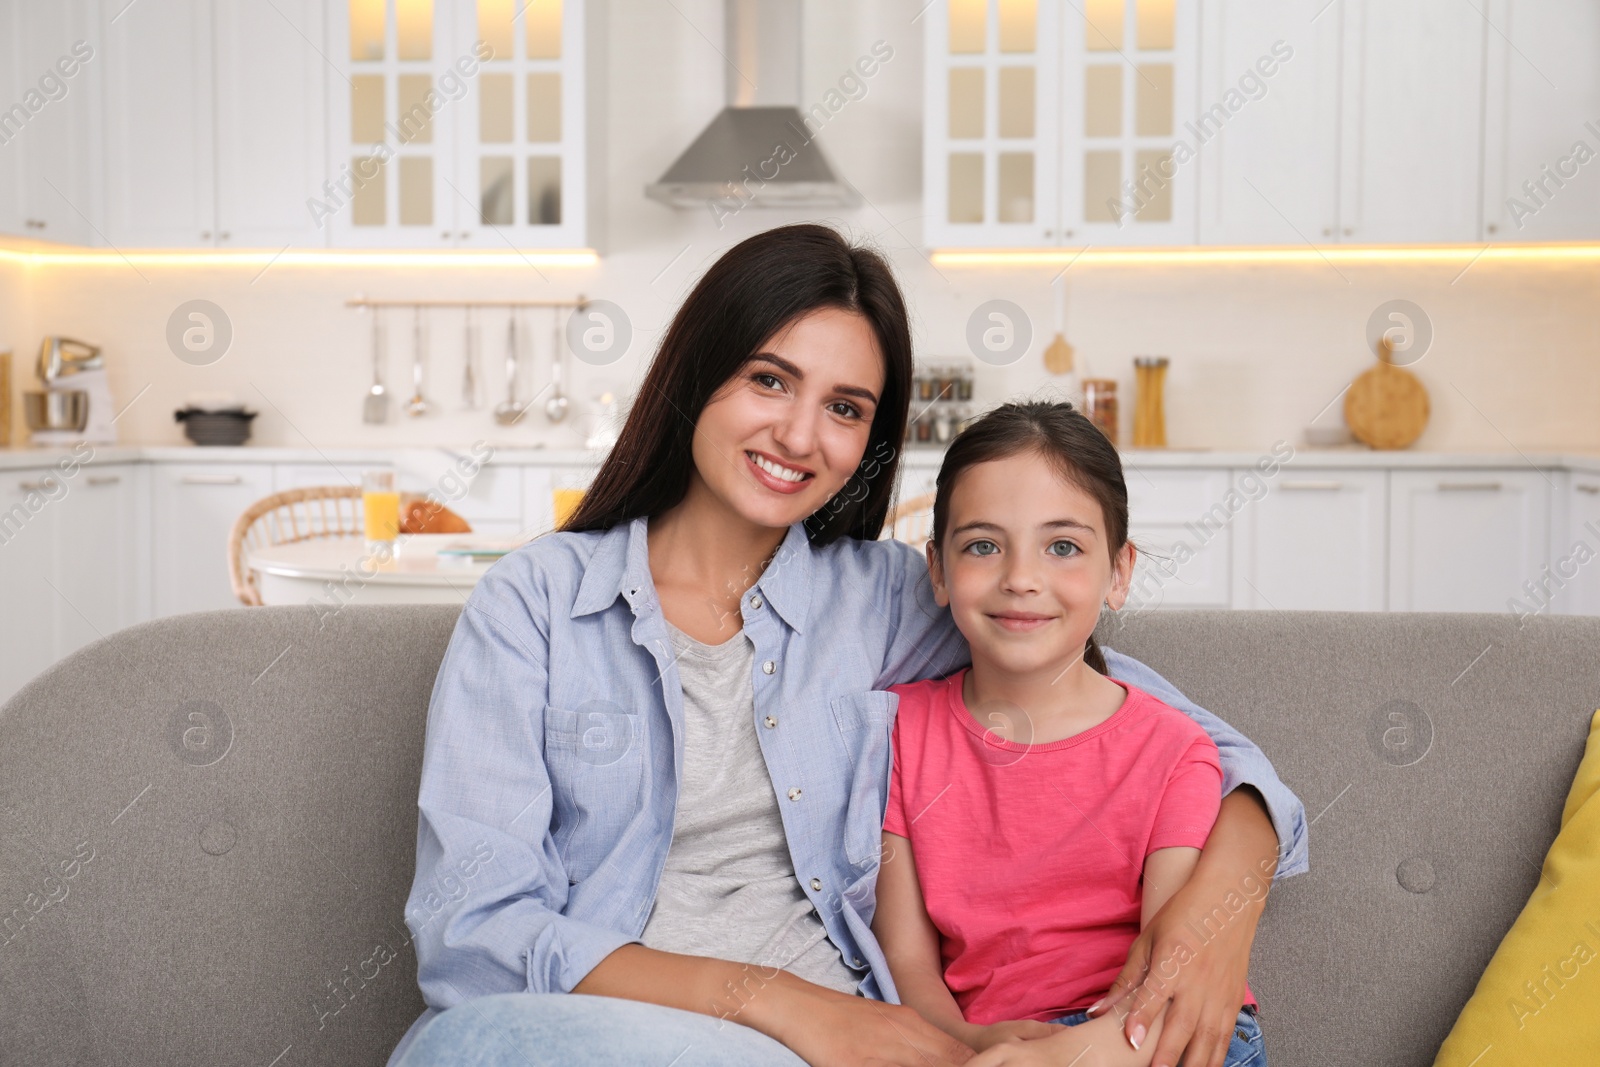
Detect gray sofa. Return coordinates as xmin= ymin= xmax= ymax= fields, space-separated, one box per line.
xmin=0 ymin=604 xmax=1594 ymax=1066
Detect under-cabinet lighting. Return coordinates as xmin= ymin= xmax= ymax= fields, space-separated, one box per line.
xmin=929 ymin=243 xmax=1600 ymax=267
xmin=0 ymin=247 xmax=600 ymax=268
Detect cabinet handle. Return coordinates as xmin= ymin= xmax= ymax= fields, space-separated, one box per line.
xmin=1281 ymin=480 xmax=1343 ymax=491
xmin=87 ymin=475 xmax=122 ymax=486
xmin=180 ymin=473 xmax=243 ymax=485
xmin=219 ymin=231 xmax=231 ymax=241
xmin=1577 ymin=483 xmax=1600 ymax=495
xmin=201 ymin=230 xmax=212 ymax=240
xmin=25 ymin=218 xmax=46 ymax=229
xmin=1437 ymin=480 xmax=1502 ymax=492
xmin=17 ymin=479 xmax=60 ymax=492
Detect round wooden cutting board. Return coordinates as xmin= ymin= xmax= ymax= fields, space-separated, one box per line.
xmin=1345 ymin=337 xmax=1429 ymax=449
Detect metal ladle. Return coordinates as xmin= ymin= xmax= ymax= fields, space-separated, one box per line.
xmin=405 ymin=306 xmax=431 ymax=417
xmin=493 ymin=312 xmax=522 ymax=425
xmin=545 ymin=306 xmax=569 ymax=423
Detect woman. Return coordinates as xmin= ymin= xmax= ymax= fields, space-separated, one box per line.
xmin=388 ymin=224 xmax=1306 ymax=1067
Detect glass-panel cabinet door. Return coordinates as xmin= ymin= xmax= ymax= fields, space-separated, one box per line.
xmin=326 ymin=0 xmax=456 ymax=246
xmin=1060 ymin=0 xmax=1197 ymax=244
xmin=451 ymin=0 xmax=587 ymax=248
xmin=924 ymin=0 xmax=1061 ymax=247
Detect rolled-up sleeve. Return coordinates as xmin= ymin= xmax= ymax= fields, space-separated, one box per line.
xmin=1102 ymin=648 xmax=1309 ymax=880
xmin=407 ymin=566 xmax=638 ymax=1010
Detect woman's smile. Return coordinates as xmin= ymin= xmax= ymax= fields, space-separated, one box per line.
xmin=745 ymin=449 xmax=815 ymax=494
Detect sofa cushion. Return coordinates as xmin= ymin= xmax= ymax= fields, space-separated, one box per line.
xmin=1432 ymin=708 xmax=1600 ymax=1065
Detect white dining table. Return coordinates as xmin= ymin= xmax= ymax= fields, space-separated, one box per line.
xmin=248 ymin=534 xmax=523 ymax=605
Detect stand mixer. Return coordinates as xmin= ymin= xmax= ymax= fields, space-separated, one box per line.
xmin=26 ymin=336 xmax=119 ymax=446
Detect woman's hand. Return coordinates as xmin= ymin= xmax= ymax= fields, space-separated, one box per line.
xmin=1084 ymin=788 xmax=1278 ymax=1067
xmin=756 ymin=974 xmax=977 ymax=1067
xmin=961 ymin=1020 xmax=1059 ymax=1052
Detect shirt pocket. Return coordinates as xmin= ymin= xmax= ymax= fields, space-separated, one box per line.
xmin=829 ymin=690 xmax=898 ymax=871
xmin=542 ymin=702 xmax=645 ymax=874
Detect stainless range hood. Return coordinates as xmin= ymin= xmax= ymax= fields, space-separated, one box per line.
xmin=645 ymin=0 xmax=859 ymax=211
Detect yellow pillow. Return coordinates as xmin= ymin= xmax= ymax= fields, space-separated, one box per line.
xmin=1434 ymin=709 xmax=1600 ymax=1066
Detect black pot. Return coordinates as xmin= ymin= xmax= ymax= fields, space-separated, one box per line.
xmin=174 ymin=406 xmax=257 ymax=446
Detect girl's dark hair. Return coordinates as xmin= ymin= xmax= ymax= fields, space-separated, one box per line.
xmin=562 ymin=223 xmax=913 ymax=545
xmin=929 ymin=400 xmax=1128 ymax=674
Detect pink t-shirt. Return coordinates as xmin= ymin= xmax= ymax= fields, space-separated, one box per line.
xmin=884 ymin=669 xmax=1251 ymax=1024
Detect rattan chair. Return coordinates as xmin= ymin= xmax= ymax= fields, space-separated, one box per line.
xmin=228 ymin=486 xmax=366 ymax=606
xmin=883 ymin=491 xmax=936 ymax=549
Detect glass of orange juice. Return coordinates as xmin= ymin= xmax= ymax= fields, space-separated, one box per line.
xmin=363 ymin=469 xmax=401 ymax=555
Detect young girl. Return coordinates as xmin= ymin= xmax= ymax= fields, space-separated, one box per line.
xmin=872 ymin=401 xmax=1266 ymax=1067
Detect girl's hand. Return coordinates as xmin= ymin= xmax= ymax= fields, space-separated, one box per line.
xmin=760 ymin=977 xmax=977 ymax=1067
xmin=962 ymin=1019 xmax=1059 ymax=1052
xmin=969 ymin=1012 xmax=1164 ymax=1067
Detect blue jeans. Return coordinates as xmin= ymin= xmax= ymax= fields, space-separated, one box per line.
xmin=1050 ymin=1005 xmax=1266 ymax=1067
xmin=392 ymin=993 xmax=809 ymax=1067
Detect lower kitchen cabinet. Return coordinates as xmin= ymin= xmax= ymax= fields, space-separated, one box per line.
xmin=1388 ymin=469 xmax=1551 ymax=613
xmin=1125 ymin=469 xmax=1233 ymax=611
xmin=1233 ymin=470 xmax=1388 ymax=611
xmin=0 ymin=462 xmax=141 ymax=704
xmin=1554 ymin=473 xmax=1600 ymax=616
xmin=151 ymin=462 xmax=274 ymax=617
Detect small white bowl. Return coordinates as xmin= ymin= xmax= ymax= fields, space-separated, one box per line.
xmin=1304 ymin=425 xmax=1354 ymax=448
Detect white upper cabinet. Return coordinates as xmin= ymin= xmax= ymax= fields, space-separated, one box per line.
xmin=926 ymin=0 xmax=1598 ymax=247
xmin=1481 ymin=0 xmax=1600 ymax=241
xmin=212 ymin=0 xmax=330 ymax=247
xmin=1338 ymin=0 xmax=1488 ymax=244
xmin=925 ymin=0 xmax=1197 ymax=247
xmin=2 ymin=0 xmax=101 ymax=244
xmin=324 ymin=0 xmax=598 ymax=248
xmin=103 ymin=0 xmax=328 ymax=248
xmin=1196 ymin=0 xmax=1340 ymax=245
xmin=102 ymin=0 xmax=217 ymax=247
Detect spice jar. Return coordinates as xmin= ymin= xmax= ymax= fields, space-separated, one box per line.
xmin=1081 ymin=378 xmax=1119 ymax=447
xmin=1133 ymin=357 xmax=1169 ymax=448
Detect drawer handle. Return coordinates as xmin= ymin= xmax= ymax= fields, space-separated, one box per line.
xmin=1438 ymin=481 xmax=1503 ymax=492
xmin=1281 ymin=480 xmax=1343 ymax=491
xmin=87 ymin=475 xmax=122 ymax=486
xmin=181 ymin=474 xmax=244 ymax=485
xmin=18 ymin=479 xmax=60 ymax=492
xmin=1578 ymin=484 xmax=1600 ymax=495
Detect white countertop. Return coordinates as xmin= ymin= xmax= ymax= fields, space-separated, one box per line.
xmin=3 ymin=441 xmax=1600 ymax=474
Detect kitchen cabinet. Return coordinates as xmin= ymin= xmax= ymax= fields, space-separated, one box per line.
xmin=0 ymin=468 xmax=65 ymax=704
xmin=1388 ymin=469 xmax=1551 ymax=613
xmin=1338 ymin=0 xmax=1488 ymax=244
xmin=324 ymin=0 xmax=602 ymax=249
xmin=0 ymin=461 xmax=140 ymax=705
xmin=103 ymin=0 xmax=327 ymax=248
xmin=924 ymin=0 xmax=1197 ymax=247
xmin=1124 ymin=468 xmax=1232 ymax=610
xmin=1554 ymin=472 xmax=1600 ymax=616
xmin=151 ymin=462 xmax=273 ymax=617
xmin=1480 ymin=0 xmax=1600 ymax=241
xmin=1232 ymin=470 xmax=1388 ymax=611
xmin=1195 ymin=0 xmax=1341 ymax=246
xmin=54 ymin=464 xmax=141 ymax=656
xmin=2 ymin=0 xmax=101 ymax=245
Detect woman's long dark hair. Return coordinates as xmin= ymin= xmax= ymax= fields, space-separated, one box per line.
xmin=929 ymin=401 xmax=1129 ymax=674
xmin=562 ymin=224 xmax=913 ymax=545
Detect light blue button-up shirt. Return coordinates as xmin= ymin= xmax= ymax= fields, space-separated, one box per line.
xmin=388 ymin=516 xmax=1308 ymax=1064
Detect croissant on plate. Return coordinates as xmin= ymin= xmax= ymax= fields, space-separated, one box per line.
xmin=399 ymin=494 xmax=473 ymax=534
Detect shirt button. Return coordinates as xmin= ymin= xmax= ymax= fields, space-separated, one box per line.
xmin=763 ymin=715 xmax=777 ymax=728
xmin=787 ymin=787 xmax=802 ymax=801
xmin=750 ymin=594 xmax=764 ymax=609
xmin=853 ymin=956 xmax=865 ymax=967
xmin=810 ymin=878 xmax=822 ymax=891
xmin=762 ymin=660 xmax=776 ymax=675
